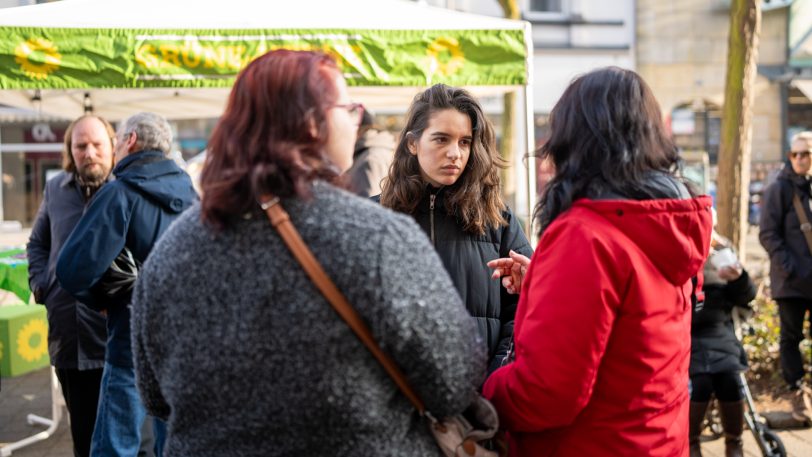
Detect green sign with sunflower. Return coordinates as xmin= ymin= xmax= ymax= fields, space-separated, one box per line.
xmin=0 ymin=305 xmax=49 ymax=378
xmin=0 ymin=27 xmax=527 ymax=89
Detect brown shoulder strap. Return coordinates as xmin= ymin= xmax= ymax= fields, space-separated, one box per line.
xmin=260 ymin=197 xmax=426 ymax=415
xmin=792 ymin=192 xmax=812 ymax=256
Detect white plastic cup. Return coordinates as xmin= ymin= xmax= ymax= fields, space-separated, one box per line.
xmin=710 ymin=247 xmax=738 ymax=270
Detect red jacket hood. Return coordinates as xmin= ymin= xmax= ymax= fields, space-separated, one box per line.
xmin=571 ymin=196 xmax=713 ymax=286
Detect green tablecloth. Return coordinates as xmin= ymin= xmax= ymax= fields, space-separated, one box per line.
xmin=0 ymin=248 xmax=30 ymax=304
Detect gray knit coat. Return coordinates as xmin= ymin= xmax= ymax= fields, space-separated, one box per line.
xmin=131 ymin=182 xmax=486 ymax=456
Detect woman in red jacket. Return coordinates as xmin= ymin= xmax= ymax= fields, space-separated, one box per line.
xmin=484 ymin=67 xmax=713 ymax=456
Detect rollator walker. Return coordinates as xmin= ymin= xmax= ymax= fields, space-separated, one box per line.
xmin=702 ymin=307 xmax=786 ymax=457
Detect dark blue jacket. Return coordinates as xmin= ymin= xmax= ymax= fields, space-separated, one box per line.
xmin=27 ymin=171 xmax=107 ymax=370
xmin=56 ymin=151 xmax=197 ymax=367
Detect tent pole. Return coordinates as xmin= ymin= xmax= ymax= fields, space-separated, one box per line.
xmin=522 ymin=22 xmax=536 ymax=243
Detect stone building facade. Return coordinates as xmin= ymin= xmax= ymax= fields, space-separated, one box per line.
xmin=637 ymin=0 xmax=794 ymax=165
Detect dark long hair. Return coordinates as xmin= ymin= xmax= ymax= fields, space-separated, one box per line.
xmin=534 ymin=67 xmax=680 ymax=235
xmin=379 ymin=84 xmax=506 ymax=235
xmin=200 ymin=50 xmax=342 ymax=230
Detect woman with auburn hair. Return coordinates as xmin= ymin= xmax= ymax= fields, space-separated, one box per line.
xmin=483 ymin=67 xmax=713 ymax=456
xmin=130 ymin=51 xmax=484 ymax=456
xmin=378 ymin=84 xmax=533 ymax=373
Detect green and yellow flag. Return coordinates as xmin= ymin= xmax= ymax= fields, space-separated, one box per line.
xmin=0 ymin=28 xmax=527 ymax=89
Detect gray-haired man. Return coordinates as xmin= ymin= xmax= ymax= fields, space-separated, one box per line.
xmin=56 ymin=112 xmax=198 ymax=456
xmin=759 ymin=131 xmax=812 ymax=424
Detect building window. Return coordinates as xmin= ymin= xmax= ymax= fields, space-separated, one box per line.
xmin=670 ymin=101 xmax=722 ymax=165
xmin=530 ymin=0 xmax=563 ymax=12
xmin=526 ymin=0 xmax=568 ymax=20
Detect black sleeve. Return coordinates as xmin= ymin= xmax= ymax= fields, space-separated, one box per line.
xmin=722 ymin=270 xmax=757 ymax=310
xmin=759 ymin=181 xmax=796 ymax=278
xmin=490 ymin=209 xmax=534 ymax=374
xmin=26 ymin=183 xmax=52 ymax=304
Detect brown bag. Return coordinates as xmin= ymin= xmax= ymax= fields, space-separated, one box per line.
xmin=260 ymin=196 xmax=502 ymax=457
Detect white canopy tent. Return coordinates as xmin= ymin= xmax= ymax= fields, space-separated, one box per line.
xmin=0 ymin=0 xmax=533 ymax=116
xmin=0 ymin=0 xmax=535 ymax=224
xmin=0 ymin=4 xmax=535 ymax=451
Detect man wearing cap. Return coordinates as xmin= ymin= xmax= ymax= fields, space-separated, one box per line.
xmin=760 ymin=131 xmax=812 ymax=424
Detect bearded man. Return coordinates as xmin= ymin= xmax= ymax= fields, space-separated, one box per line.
xmin=27 ymin=115 xmax=115 ymax=457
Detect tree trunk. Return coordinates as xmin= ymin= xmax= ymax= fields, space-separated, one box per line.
xmin=498 ymin=0 xmax=520 ymax=205
xmin=717 ymin=0 xmax=760 ymax=258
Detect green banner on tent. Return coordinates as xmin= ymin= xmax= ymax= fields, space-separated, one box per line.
xmin=0 ymin=27 xmax=526 ymax=89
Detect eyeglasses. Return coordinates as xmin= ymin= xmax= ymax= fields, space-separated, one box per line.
xmin=330 ymin=102 xmax=365 ymax=125
xmin=789 ymin=151 xmax=811 ymax=160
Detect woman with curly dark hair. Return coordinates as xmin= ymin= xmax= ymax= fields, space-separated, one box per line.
xmin=130 ymin=51 xmax=484 ymax=456
xmin=378 ymin=84 xmax=533 ymax=372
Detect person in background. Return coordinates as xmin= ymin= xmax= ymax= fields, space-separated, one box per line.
xmin=536 ymin=156 xmax=555 ymax=197
xmin=27 ymin=115 xmax=114 ymax=457
xmin=56 ymin=112 xmax=197 ymax=457
xmin=483 ymin=67 xmax=712 ymax=456
xmin=345 ymin=107 xmax=395 ymax=198
xmin=377 ymin=84 xmax=533 ymax=373
xmin=129 ymin=50 xmax=484 ymax=456
xmin=759 ymin=131 xmax=812 ymax=424
xmin=689 ymin=228 xmax=756 ymax=457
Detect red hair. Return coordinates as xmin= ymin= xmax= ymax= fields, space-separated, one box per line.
xmin=201 ymin=50 xmax=341 ymax=230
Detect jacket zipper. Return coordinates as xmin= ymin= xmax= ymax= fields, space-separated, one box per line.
xmin=429 ymin=193 xmax=436 ymax=246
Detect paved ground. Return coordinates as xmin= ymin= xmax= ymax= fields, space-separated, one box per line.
xmin=4 ymin=366 xmax=812 ymax=457
xmin=699 ymin=426 xmax=812 ymax=456
xmin=2 ymin=226 xmax=812 ymax=456
xmin=0 ymin=227 xmax=72 ymax=456
xmin=0 ymin=368 xmax=72 ymax=457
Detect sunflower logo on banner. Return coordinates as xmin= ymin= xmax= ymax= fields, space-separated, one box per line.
xmin=426 ymin=36 xmax=465 ymax=82
xmin=15 ymin=37 xmax=62 ymax=80
xmin=16 ymin=318 xmax=48 ymax=362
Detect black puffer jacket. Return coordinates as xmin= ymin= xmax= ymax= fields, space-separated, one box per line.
xmin=759 ymin=164 xmax=812 ymax=300
xmin=379 ymin=186 xmax=533 ymax=371
xmin=690 ymin=262 xmax=756 ymax=376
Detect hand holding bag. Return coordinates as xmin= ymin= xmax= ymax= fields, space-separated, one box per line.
xmin=260 ymin=196 xmax=502 ymax=457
